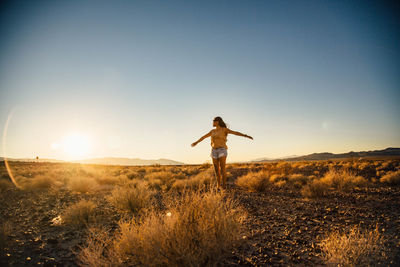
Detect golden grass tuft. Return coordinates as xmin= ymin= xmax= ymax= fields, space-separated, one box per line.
xmin=320 ymin=168 xmax=367 ymax=192
xmin=301 ymin=179 xmax=329 ymax=198
xmin=78 ymin=227 xmax=120 ymax=267
xmin=287 ymin=173 xmax=309 ymax=188
xmin=68 ymin=177 xmax=99 ymax=193
xmin=235 ymin=171 xmax=270 ymax=192
xmin=171 ymin=168 xmax=214 ymax=192
xmin=145 ymin=171 xmax=181 ymax=191
xmin=107 ymin=181 xmax=154 ymax=214
xmin=79 ymin=189 xmax=245 ymax=267
xmin=12 ymin=174 xmax=63 ymax=191
xmin=27 ymin=175 xmax=56 ymax=190
xmin=380 ymin=170 xmax=400 ymax=185
xmin=94 ymin=175 xmax=126 ymax=186
xmin=61 ymin=200 xmax=97 ymax=227
xmin=319 ymin=225 xmax=387 ymax=266
xmin=115 ymin=189 xmax=244 ymax=266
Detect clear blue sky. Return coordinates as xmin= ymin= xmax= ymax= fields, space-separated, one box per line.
xmin=0 ymin=0 xmax=399 ymax=163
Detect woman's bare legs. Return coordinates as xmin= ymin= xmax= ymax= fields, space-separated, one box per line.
xmin=212 ymin=157 xmax=221 ymax=187
xmin=219 ymin=156 xmax=227 ymax=188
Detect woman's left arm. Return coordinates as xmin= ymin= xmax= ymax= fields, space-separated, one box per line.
xmin=227 ymin=128 xmax=253 ymax=140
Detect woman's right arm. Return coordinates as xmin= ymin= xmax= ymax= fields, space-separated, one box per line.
xmin=191 ymin=130 xmax=212 ymax=147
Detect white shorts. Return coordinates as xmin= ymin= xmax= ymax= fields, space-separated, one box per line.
xmin=211 ymin=147 xmax=228 ymax=159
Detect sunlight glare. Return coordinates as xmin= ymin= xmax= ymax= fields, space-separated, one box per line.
xmin=62 ymin=132 xmax=91 ymax=160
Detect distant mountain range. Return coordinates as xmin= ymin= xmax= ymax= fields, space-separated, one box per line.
xmin=1 ymin=147 xmax=399 ymax=165
xmin=0 ymin=157 xmax=185 ymax=166
xmin=252 ymin=155 xmax=300 ymax=162
xmin=253 ymin=147 xmax=400 ymax=162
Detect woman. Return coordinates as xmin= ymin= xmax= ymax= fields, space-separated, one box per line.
xmin=191 ymin=117 xmax=253 ymax=188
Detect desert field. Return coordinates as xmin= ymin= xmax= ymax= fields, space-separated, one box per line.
xmin=0 ymin=159 xmax=399 ymax=266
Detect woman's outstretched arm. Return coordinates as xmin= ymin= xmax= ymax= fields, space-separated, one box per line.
xmin=227 ymin=129 xmax=253 ymax=140
xmin=191 ymin=130 xmax=212 ymax=147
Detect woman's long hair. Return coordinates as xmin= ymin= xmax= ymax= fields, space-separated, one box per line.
xmin=213 ymin=116 xmax=227 ymax=128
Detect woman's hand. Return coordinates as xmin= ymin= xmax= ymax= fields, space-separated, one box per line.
xmin=191 ymin=131 xmax=212 ymax=147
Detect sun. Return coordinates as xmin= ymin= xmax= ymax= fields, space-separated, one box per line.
xmin=61 ymin=132 xmax=92 ymax=160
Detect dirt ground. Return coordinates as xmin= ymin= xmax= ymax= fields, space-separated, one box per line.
xmin=0 ymin=164 xmax=399 ymax=266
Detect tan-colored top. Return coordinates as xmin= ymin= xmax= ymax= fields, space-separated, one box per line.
xmin=211 ymin=128 xmax=228 ymax=149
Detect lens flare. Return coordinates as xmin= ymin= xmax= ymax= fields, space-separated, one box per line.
xmin=2 ymin=107 xmax=21 ymax=189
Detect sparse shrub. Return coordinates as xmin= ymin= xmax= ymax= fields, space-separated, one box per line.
xmin=145 ymin=171 xmax=177 ymax=191
xmin=320 ymin=168 xmax=367 ymax=192
xmin=79 ymin=189 xmax=245 ymax=267
xmin=27 ymin=175 xmax=55 ymax=190
xmin=181 ymin=166 xmax=201 ymax=177
xmin=62 ymin=200 xmax=97 ymax=227
xmin=78 ymin=227 xmax=120 ymax=267
xmin=107 ymin=181 xmax=154 ymax=214
xmin=320 ymin=225 xmax=388 ymax=266
xmin=95 ymin=174 xmax=128 ymax=187
xmin=236 ymin=171 xmax=270 ymax=192
xmin=148 ymin=178 xmax=163 ymax=190
xmin=269 ymin=173 xmax=285 ymax=183
xmin=301 ymin=179 xmax=329 ymax=198
xmin=127 ymin=171 xmax=141 ymax=180
xmin=68 ymin=177 xmax=98 ymax=193
xmin=380 ymin=170 xmax=400 ymax=185
xmin=288 ymin=173 xmax=309 ymax=188
xmin=171 ymin=169 xmax=214 ymax=192
xmin=112 ymin=189 xmax=245 ymax=266
xmin=275 ymin=161 xmax=292 ymax=174
xmin=200 ymin=161 xmax=212 ymax=169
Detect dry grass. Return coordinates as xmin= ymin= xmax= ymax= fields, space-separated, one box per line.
xmin=319 ymin=225 xmax=388 ymax=266
xmin=287 ymin=173 xmax=308 ymax=188
xmin=78 ymin=227 xmax=120 ymax=267
xmin=380 ymin=170 xmax=400 ymax=185
xmin=235 ymin=171 xmax=270 ymax=192
xmin=301 ymin=179 xmax=329 ymax=198
xmin=301 ymin=168 xmax=367 ymax=198
xmin=145 ymin=171 xmax=187 ymax=191
xmin=114 ymin=189 xmax=244 ymax=266
xmin=79 ymin=189 xmax=245 ymax=267
xmin=61 ymin=200 xmax=97 ymax=227
xmin=27 ymin=175 xmax=57 ymax=190
xmin=320 ymin=168 xmax=367 ymax=192
xmin=171 ymin=168 xmax=215 ymax=192
xmin=144 ymin=171 xmax=174 ymax=191
xmin=68 ymin=177 xmax=99 ymax=193
xmin=107 ymin=181 xmax=155 ymax=214
xmin=94 ymin=175 xmax=126 ymax=186
xmin=12 ymin=174 xmax=61 ymax=191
